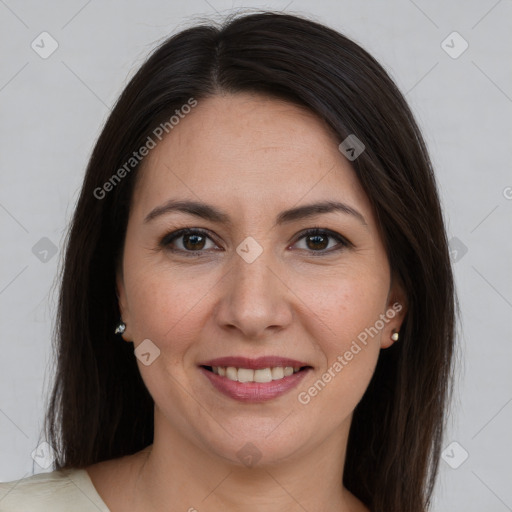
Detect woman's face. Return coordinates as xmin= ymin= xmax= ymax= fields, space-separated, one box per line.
xmin=118 ymin=92 xmax=405 ymax=466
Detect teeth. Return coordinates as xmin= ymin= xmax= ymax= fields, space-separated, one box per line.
xmin=254 ymin=368 xmax=272 ymax=383
xmin=237 ymin=368 xmax=254 ymax=383
xmin=211 ymin=365 xmax=302 ymax=383
xmin=226 ymin=367 xmax=238 ymax=380
xmin=271 ymin=367 xmax=284 ymax=380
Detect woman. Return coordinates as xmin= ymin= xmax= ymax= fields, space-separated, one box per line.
xmin=0 ymin=10 xmax=455 ymax=512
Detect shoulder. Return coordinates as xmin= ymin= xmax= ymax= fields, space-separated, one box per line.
xmin=0 ymin=468 xmax=110 ymax=512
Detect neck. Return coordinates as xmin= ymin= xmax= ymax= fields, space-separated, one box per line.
xmin=127 ymin=408 xmax=367 ymax=512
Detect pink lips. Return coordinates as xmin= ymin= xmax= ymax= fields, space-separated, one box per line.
xmin=199 ymin=356 xmax=311 ymax=402
xmin=200 ymin=356 xmax=309 ymax=369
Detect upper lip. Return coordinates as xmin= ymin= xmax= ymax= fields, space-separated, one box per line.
xmin=199 ymin=356 xmax=311 ymax=370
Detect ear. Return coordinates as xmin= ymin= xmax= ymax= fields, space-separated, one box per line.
xmin=380 ymin=277 xmax=408 ymax=349
xmin=116 ymin=268 xmax=132 ymax=342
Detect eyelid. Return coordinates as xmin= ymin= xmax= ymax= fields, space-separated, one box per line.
xmin=293 ymin=227 xmax=353 ymax=252
xmin=160 ymin=226 xmax=353 ymax=255
xmin=160 ymin=228 xmax=217 ymax=249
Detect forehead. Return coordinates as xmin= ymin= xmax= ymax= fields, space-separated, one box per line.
xmin=132 ymin=93 xmax=371 ymax=220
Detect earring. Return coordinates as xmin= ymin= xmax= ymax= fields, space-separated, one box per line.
xmin=391 ymin=331 xmax=399 ymax=341
xmin=115 ymin=321 xmax=126 ymax=335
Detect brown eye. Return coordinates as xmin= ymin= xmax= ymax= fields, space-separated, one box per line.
xmin=161 ymin=228 xmax=218 ymax=254
xmin=305 ymin=233 xmax=329 ymax=250
xmin=293 ymin=228 xmax=351 ymax=253
xmin=182 ymin=232 xmax=206 ymax=250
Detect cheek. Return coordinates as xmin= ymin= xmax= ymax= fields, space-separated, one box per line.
xmin=122 ymin=256 xmax=210 ymax=352
xmin=294 ymin=267 xmax=387 ymax=409
xmin=122 ymin=265 xmax=210 ymax=408
xmin=297 ymin=262 xmax=389 ymax=346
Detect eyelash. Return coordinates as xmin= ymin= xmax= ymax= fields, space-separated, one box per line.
xmin=160 ymin=227 xmax=352 ymax=257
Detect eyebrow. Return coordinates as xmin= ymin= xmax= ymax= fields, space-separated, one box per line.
xmin=144 ymin=199 xmax=367 ymax=227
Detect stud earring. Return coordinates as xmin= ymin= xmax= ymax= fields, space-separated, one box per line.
xmin=115 ymin=321 xmax=126 ymax=335
xmin=391 ymin=331 xmax=399 ymax=342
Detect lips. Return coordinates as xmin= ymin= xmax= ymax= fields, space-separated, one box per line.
xmin=198 ymin=356 xmax=312 ymax=402
xmin=200 ymin=356 xmax=310 ymax=370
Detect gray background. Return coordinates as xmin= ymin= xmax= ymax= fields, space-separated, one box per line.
xmin=1 ymin=0 xmax=511 ymax=510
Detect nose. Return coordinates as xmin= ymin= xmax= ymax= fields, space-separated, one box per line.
xmin=214 ymin=244 xmax=293 ymax=340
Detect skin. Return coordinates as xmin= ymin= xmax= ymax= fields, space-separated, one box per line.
xmin=86 ymin=92 xmax=406 ymax=512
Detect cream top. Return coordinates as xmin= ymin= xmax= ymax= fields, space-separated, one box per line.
xmin=0 ymin=468 xmax=110 ymax=512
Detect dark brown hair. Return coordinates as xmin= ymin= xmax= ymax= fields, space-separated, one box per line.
xmin=43 ymin=11 xmax=456 ymax=512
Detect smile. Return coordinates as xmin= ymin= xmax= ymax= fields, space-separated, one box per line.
xmin=199 ymin=356 xmax=312 ymax=402
xmin=207 ymin=365 xmax=302 ymax=383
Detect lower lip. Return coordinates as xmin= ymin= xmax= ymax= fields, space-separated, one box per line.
xmin=199 ymin=367 xmax=310 ymax=402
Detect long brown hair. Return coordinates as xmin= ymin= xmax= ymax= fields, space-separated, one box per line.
xmin=43 ymin=11 xmax=456 ymax=512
